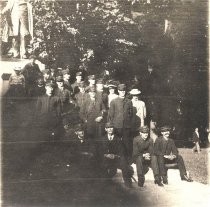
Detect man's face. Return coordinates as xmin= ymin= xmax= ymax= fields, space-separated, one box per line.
xmin=79 ymin=87 xmax=85 ymax=93
xmin=45 ymin=86 xmax=54 ymax=96
xmin=118 ymin=90 xmax=126 ymax=98
xmin=109 ymin=88 xmax=115 ymax=94
xmin=57 ymin=81 xmax=64 ymax=89
xmin=76 ymin=75 xmax=82 ymax=82
xmin=31 ymin=58 xmax=36 ymax=64
xmin=140 ymin=132 xmax=149 ymax=140
xmin=76 ymin=130 xmax=84 ymax=139
xmin=44 ymin=73 xmax=50 ymax=79
xmin=89 ymin=91 xmax=96 ymax=99
xmin=105 ymin=127 xmax=114 ymax=135
xmin=161 ymin=131 xmax=170 ymax=139
xmin=63 ymin=74 xmax=70 ymax=81
xmin=89 ymin=79 xmax=95 ymax=85
xmin=96 ymin=83 xmax=104 ymax=91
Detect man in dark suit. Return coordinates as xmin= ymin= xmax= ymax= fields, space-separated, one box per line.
xmin=155 ymin=126 xmax=193 ymax=184
xmin=108 ymin=84 xmax=133 ymax=160
xmin=35 ymin=81 xmax=63 ymax=139
xmin=99 ymin=123 xmax=133 ymax=187
xmin=80 ymin=86 xmax=106 ymax=139
xmin=133 ymin=126 xmax=163 ymax=187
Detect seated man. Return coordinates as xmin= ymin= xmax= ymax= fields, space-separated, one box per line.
xmin=99 ymin=122 xmax=133 ymax=188
xmin=132 ymin=126 xmax=163 ymax=187
xmin=69 ymin=124 xmax=97 ymax=178
xmin=155 ymin=126 xmax=193 ymax=184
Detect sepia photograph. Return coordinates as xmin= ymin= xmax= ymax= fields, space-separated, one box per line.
xmin=0 ymin=0 xmax=209 ymax=206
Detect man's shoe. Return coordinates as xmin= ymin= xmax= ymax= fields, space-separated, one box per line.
xmin=181 ymin=175 xmax=193 ymax=182
xmin=162 ymin=176 xmax=168 ymax=184
xmin=154 ymin=180 xmax=164 ymax=187
xmin=138 ymin=182 xmax=144 ymax=187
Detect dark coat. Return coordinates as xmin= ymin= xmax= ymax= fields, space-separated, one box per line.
xmin=35 ymin=94 xmax=62 ymax=128
xmin=80 ymin=96 xmax=105 ymax=135
xmin=132 ymin=135 xmax=154 ymax=162
xmin=154 ymin=136 xmax=178 ymax=156
xmin=99 ymin=134 xmax=123 ymax=157
xmin=108 ymin=97 xmax=133 ymax=129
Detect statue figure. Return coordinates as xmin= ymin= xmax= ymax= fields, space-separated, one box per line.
xmin=1 ymin=0 xmax=33 ymax=59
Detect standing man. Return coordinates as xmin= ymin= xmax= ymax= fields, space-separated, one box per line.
xmin=2 ymin=0 xmax=33 ymax=58
xmin=62 ymin=68 xmax=73 ymax=93
xmin=108 ymin=83 xmax=133 ymax=164
xmin=192 ymin=127 xmax=201 ymax=153
xmin=35 ymin=81 xmax=62 ymax=139
xmin=155 ymin=126 xmax=193 ymax=184
xmin=71 ymin=71 xmax=83 ymax=96
xmin=21 ymin=55 xmax=41 ymax=96
xmin=132 ymin=126 xmax=163 ymax=187
xmin=80 ymin=87 xmax=105 ymax=140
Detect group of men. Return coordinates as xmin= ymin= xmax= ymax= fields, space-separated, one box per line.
xmin=6 ymin=56 xmax=193 ymax=188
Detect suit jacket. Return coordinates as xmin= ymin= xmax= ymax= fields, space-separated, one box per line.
xmin=132 ymin=135 xmax=154 ymax=161
xmin=100 ymin=134 xmax=122 ymax=156
xmin=108 ymin=97 xmax=133 ymax=129
xmin=154 ymin=136 xmax=178 ymax=156
xmin=80 ymin=96 xmax=105 ymax=134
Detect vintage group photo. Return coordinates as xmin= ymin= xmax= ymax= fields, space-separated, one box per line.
xmin=0 ymin=0 xmax=209 ymax=207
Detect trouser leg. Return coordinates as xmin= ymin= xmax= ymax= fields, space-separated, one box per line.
xmin=150 ymin=156 xmax=160 ymax=177
xmin=176 ymin=155 xmax=187 ymax=178
xmin=157 ymin=156 xmax=167 ymax=176
xmin=120 ymin=156 xmax=132 ymax=185
xmin=196 ymin=142 xmax=200 ymax=152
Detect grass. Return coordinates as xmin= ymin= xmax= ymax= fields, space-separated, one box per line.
xmin=178 ymin=148 xmax=209 ymax=184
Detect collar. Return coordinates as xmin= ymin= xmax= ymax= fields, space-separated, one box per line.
xmin=108 ymin=134 xmax=114 ymax=141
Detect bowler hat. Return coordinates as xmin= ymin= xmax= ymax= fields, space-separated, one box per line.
xmin=160 ymin=126 xmax=171 ymax=132
xmin=105 ymin=122 xmax=114 ymax=128
xmin=118 ymin=84 xmax=126 ymax=91
xmin=139 ymin=126 xmax=149 ymax=133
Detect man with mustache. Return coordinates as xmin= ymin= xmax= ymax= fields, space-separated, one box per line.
xmin=155 ymin=126 xmax=193 ymax=184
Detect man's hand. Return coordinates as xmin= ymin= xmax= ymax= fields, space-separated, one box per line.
xmin=104 ymin=154 xmax=115 ymax=159
xmin=143 ymin=153 xmax=150 ymax=160
xmin=164 ymin=155 xmax=176 ymax=160
xmin=95 ymin=116 xmax=103 ymax=122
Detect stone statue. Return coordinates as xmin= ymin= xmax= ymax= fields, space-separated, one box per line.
xmin=1 ymin=0 xmax=33 ymax=59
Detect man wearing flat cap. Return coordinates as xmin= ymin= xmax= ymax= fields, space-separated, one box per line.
xmin=85 ymin=74 xmax=96 ymax=92
xmin=98 ymin=122 xmax=133 ymax=187
xmin=21 ymin=55 xmax=42 ymax=96
xmin=133 ymin=126 xmax=163 ymax=187
xmin=54 ymin=75 xmax=75 ymax=116
xmin=155 ymin=126 xmax=193 ymax=184
xmin=62 ymin=69 xmax=73 ymax=93
xmin=68 ymin=124 xmax=97 ymax=178
xmin=35 ymin=81 xmax=63 ymax=139
xmin=71 ymin=71 xmax=83 ymax=96
xmin=80 ymin=86 xmax=106 ymax=140
xmin=108 ymin=84 xmax=133 ymax=157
